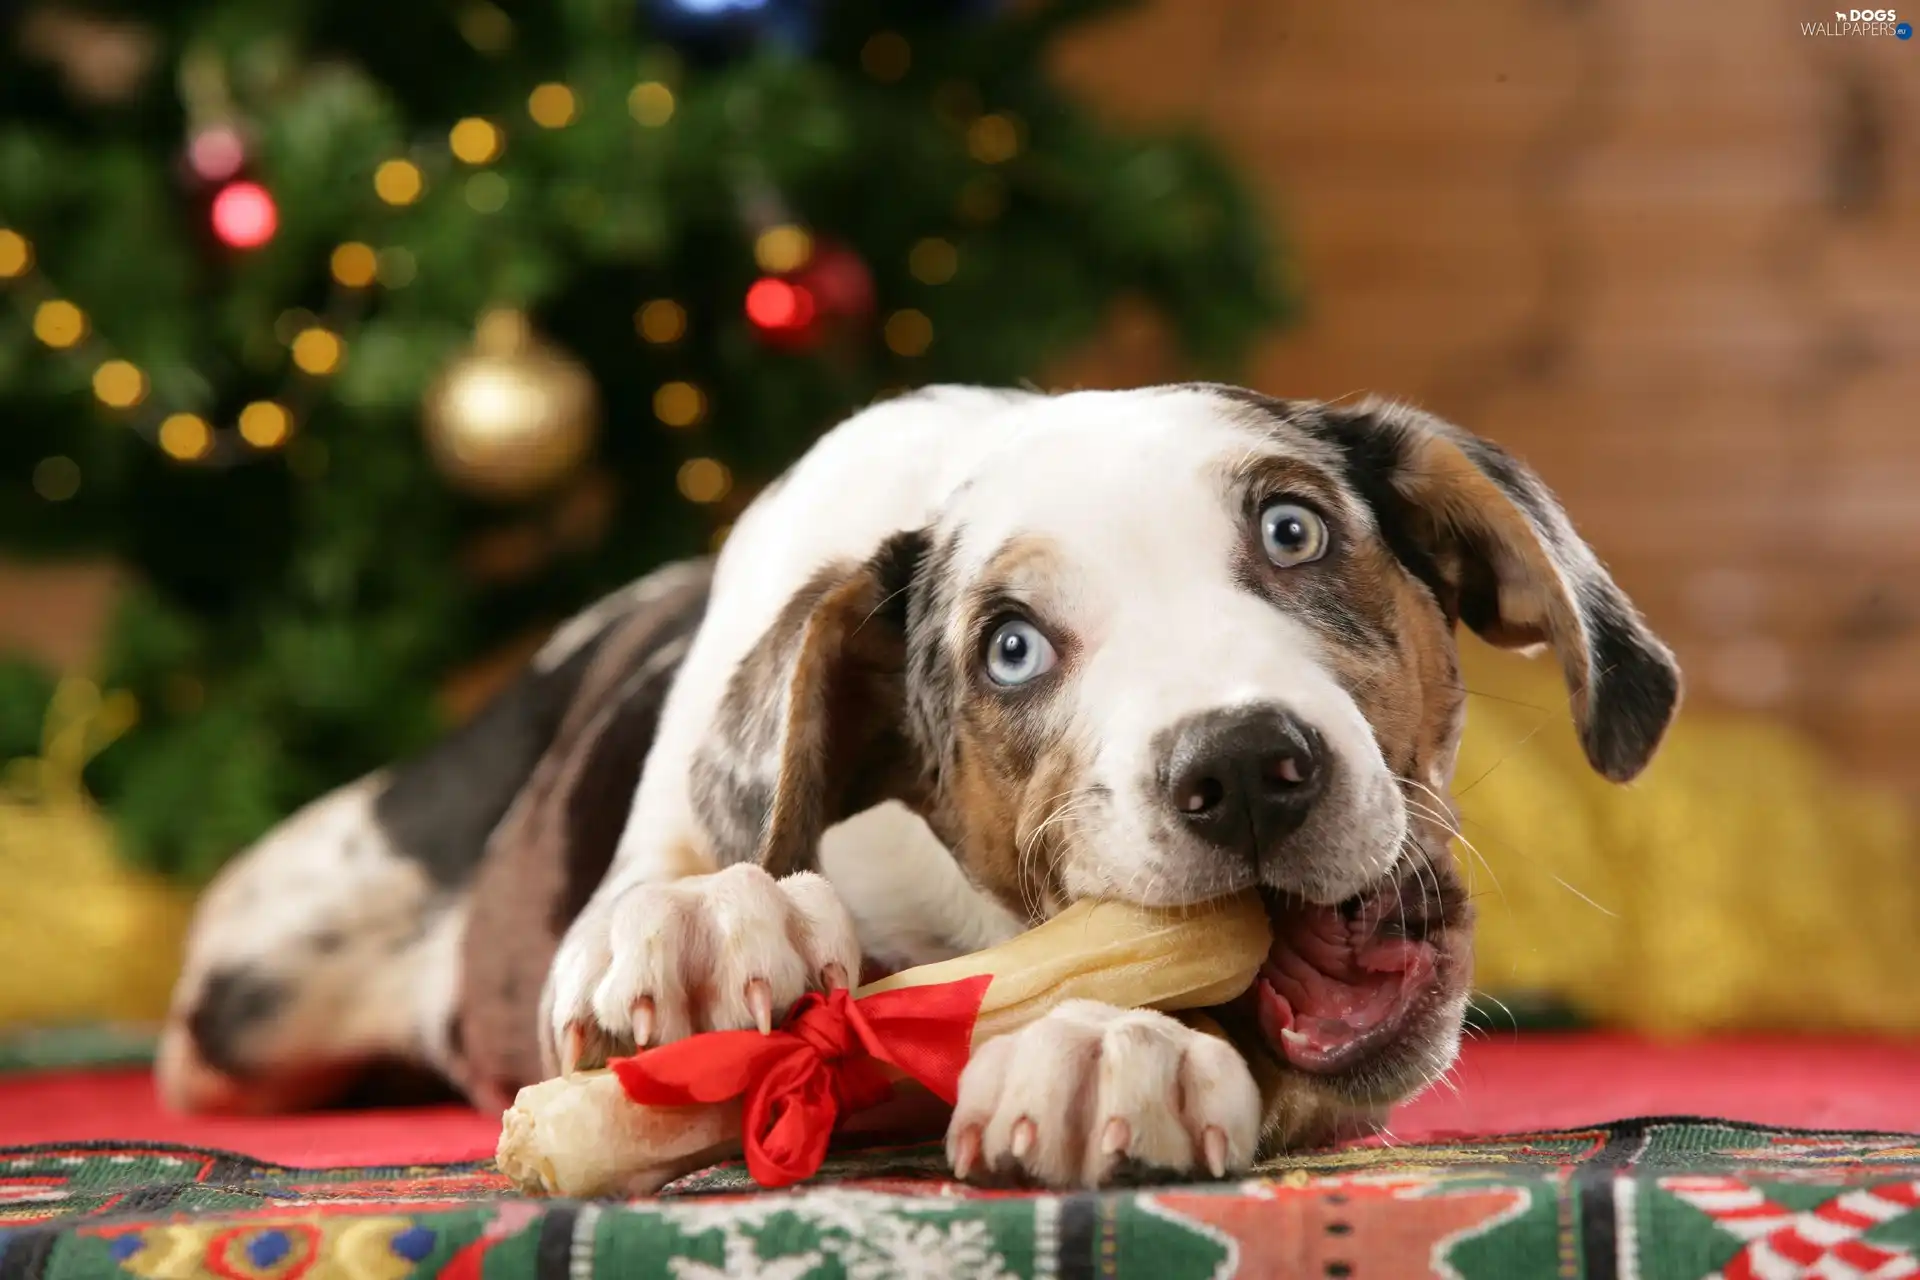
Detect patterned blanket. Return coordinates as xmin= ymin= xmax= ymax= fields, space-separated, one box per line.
xmin=6 ymin=1119 xmax=1920 ymax=1279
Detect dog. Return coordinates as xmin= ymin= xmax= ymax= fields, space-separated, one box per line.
xmin=157 ymin=384 xmax=1680 ymax=1188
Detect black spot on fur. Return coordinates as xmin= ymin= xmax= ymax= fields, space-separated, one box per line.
xmin=551 ymin=621 xmax=701 ymax=933
xmin=1297 ymin=408 xmax=1459 ymax=620
xmin=373 ymin=627 xmax=609 ymax=888
xmin=1577 ymin=582 xmax=1682 ymax=781
xmin=693 ymin=529 xmax=931 ymax=872
xmin=903 ymin=529 xmax=962 ymax=780
xmin=186 ymin=969 xmax=287 ymax=1077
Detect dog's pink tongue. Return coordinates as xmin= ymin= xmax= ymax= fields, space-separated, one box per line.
xmin=1255 ymin=901 xmax=1433 ymax=1072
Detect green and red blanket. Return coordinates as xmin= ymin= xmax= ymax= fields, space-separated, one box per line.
xmin=9 ymin=1029 xmax=1920 ymax=1279
xmin=7 ymin=1119 xmax=1920 ymax=1279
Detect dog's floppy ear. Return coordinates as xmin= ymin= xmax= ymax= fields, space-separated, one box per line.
xmin=691 ymin=530 xmax=928 ymax=875
xmin=1314 ymin=401 xmax=1681 ymax=782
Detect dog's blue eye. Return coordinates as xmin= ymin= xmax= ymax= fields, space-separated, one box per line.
xmin=1260 ymin=500 xmax=1329 ymax=567
xmin=985 ymin=619 xmax=1057 ymax=687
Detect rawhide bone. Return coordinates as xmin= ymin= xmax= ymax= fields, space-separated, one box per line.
xmin=496 ymin=892 xmax=1269 ymax=1197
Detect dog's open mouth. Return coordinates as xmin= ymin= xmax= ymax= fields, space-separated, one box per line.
xmin=1248 ymin=871 xmax=1450 ymax=1076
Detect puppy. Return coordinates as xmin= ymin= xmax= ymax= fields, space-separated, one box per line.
xmin=158 ymin=385 xmax=1679 ymax=1189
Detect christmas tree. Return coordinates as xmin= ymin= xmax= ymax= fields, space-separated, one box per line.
xmin=0 ymin=0 xmax=1287 ymax=883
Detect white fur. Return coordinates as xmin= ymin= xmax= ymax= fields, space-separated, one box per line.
xmin=161 ymin=776 xmax=461 ymax=1109
xmin=547 ymin=385 xmax=1414 ymax=1073
xmin=817 ymin=802 xmax=1027 ymax=970
xmin=925 ymin=391 xmax=1408 ymax=906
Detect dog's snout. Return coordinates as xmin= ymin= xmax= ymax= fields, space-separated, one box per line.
xmin=1162 ymin=706 xmax=1326 ymax=860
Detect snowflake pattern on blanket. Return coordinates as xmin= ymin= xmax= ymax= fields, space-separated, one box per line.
xmin=6 ymin=1121 xmax=1920 ymax=1279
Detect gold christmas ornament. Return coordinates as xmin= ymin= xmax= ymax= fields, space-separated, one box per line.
xmin=422 ymin=309 xmax=600 ymax=501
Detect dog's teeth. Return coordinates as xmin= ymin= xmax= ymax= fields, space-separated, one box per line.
xmin=1279 ymin=1028 xmax=1308 ymax=1048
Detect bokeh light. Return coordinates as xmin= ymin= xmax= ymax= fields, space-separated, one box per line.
xmin=211 ymin=182 xmax=278 ymax=249
xmin=91 ymin=360 xmax=146 ymax=408
xmin=158 ymin=413 xmax=213 ymax=461
xmin=637 ymin=299 xmax=687 ymax=344
xmin=374 ymin=159 xmax=425 ymax=206
xmin=677 ymin=457 xmax=731 ymax=504
xmin=653 ymin=381 xmax=706 ymax=427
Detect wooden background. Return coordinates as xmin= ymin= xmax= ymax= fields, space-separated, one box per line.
xmin=1052 ymin=0 xmax=1920 ymax=795
xmin=5 ymin=0 xmax=1918 ymax=793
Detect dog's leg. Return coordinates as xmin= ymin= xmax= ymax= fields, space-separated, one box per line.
xmin=156 ymin=775 xmax=464 ymax=1113
xmin=945 ymin=1000 xmax=1262 ymax=1189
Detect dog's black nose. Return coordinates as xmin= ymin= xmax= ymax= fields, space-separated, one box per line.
xmin=1162 ymin=706 xmax=1326 ymax=859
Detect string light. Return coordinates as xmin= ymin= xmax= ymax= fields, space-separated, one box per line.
xmin=932 ymin=81 xmax=982 ymax=127
xmin=0 ymin=229 xmax=29 ymax=277
xmin=330 ymin=242 xmax=378 ymax=288
xmin=958 ymin=174 xmax=1006 ymax=224
xmin=967 ymin=113 xmax=1022 ymax=164
xmin=376 ymin=246 xmax=418 ymax=288
xmin=210 ymin=181 xmax=278 ymax=249
xmin=653 ymin=381 xmax=706 ymax=427
xmin=450 ymin=117 xmax=504 ymax=165
xmin=238 ymin=400 xmax=292 ymax=449
xmin=465 ymin=171 xmax=509 ymax=212
xmin=909 ymin=237 xmax=958 ymax=285
xmin=458 ymin=1 xmax=514 ymax=53
xmin=528 ymin=83 xmax=577 ymax=128
xmin=753 ymin=224 xmax=813 ymax=273
xmin=32 ymin=456 xmax=80 ymax=502
xmin=636 ymin=299 xmax=686 ymax=344
xmin=861 ymin=32 xmax=911 ymax=82
xmin=158 ymin=413 xmax=213 ymax=461
xmin=91 ymin=360 xmax=146 ymax=408
xmin=274 ymin=308 xmax=318 ymax=345
xmin=744 ymin=278 xmax=815 ymax=333
xmin=187 ymin=126 xmax=246 ymax=182
xmin=374 ymin=159 xmax=425 ymax=206
xmin=677 ymin=457 xmax=731 ymax=504
xmin=628 ymin=82 xmax=675 ymax=127
xmin=885 ymin=308 xmax=933 ymax=357
xmin=291 ymin=327 xmax=343 ymax=376
xmin=32 ymin=300 xmax=85 ymax=348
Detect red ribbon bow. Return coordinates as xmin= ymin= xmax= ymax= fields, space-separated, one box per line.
xmin=611 ymin=976 xmax=992 ymax=1188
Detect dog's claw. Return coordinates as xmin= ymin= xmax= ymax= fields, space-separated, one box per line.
xmin=1100 ymin=1116 xmax=1131 ymax=1158
xmin=1202 ymin=1125 xmax=1229 ymax=1178
xmin=630 ymin=997 xmax=655 ymax=1049
xmin=1010 ymin=1117 xmax=1036 ymax=1161
xmin=744 ymin=978 xmax=774 ymax=1035
xmin=820 ymin=961 xmax=849 ymax=991
xmin=951 ymin=1125 xmax=981 ymax=1180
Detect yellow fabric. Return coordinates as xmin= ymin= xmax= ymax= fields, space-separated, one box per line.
xmin=1456 ymin=640 xmax=1920 ymax=1034
xmin=0 ymin=679 xmax=193 ymax=1027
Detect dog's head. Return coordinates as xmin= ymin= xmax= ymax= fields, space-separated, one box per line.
xmin=694 ymin=385 xmax=1680 ymax=1128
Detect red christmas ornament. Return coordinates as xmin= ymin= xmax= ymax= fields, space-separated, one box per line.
xmin=795 ymin=240 xmax=876 ymax=323
xmin=210 ymin=181 xmax=277 ymax=250
xmin=745 ymin=276 xmax=821 ymax=349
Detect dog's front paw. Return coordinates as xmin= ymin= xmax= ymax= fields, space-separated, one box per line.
xmin=945 ymin=1000 xmax=1260 ymax=1189
xmin=544 ymin=864 xmax=860 ymax=1072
